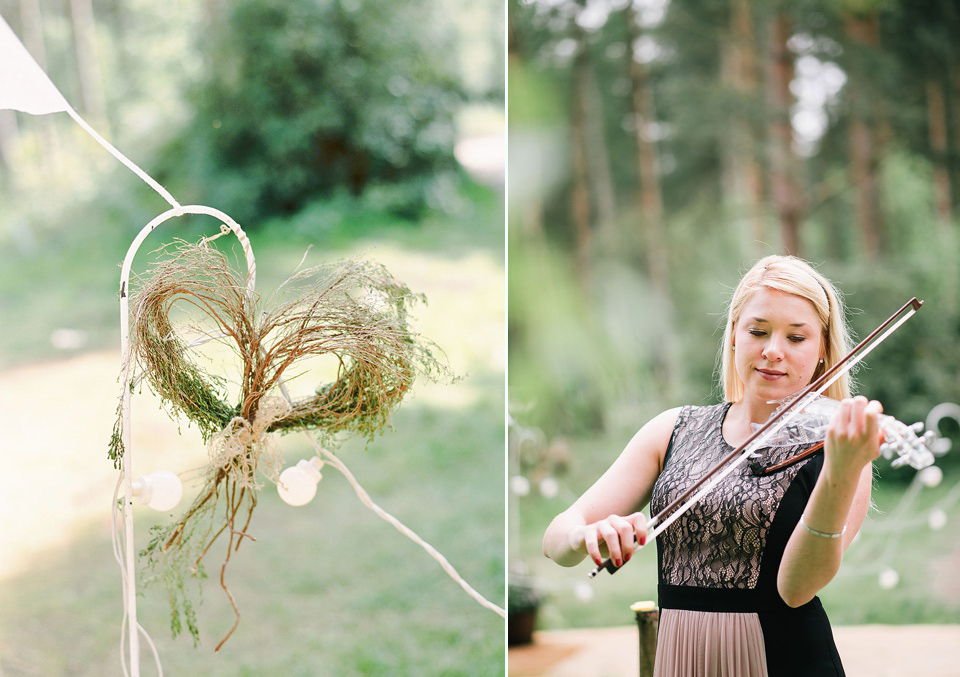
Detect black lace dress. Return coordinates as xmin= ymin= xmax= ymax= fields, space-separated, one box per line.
xmin=649 ymin=403 xmax=845 ymax=677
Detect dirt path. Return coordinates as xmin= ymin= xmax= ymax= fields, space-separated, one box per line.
xmin=0 ymin=351 xmax=208 ymax=579
xmin=509 ymin=624 xmax=960 ymax=676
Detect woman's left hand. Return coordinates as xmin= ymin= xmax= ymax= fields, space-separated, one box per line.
xmin=824 ymin=395 xmax=882 ymax=480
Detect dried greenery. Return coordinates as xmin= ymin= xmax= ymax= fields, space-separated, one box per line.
xmin=113 ymin=240 xmax=448 ymax=648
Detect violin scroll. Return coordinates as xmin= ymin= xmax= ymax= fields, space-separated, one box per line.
xmin=878 ymin=418 xmax=936 ymax=469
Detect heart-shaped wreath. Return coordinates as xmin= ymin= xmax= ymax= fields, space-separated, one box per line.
xmin=109 ymin=239 xmax=448 ymax=646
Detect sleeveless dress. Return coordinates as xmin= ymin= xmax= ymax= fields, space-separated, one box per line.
xmin=649 ymin=403 xmax=845 ymax=677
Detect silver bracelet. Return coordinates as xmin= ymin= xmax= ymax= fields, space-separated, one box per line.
xmin=799 ymin=514 xmax=846 ymax=539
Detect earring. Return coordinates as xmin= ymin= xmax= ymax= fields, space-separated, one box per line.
xmin=818 ymin=358 xmax=824 ymax=364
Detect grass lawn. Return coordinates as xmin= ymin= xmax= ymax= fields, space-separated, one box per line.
xmin=0 ymin=184 xmax=506 ymax=675
xmin=0 ymin=402 xmax=504 ymax=676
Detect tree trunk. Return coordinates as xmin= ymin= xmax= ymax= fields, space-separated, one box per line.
xmin=722 ymin=0 xmax=766 ymax=259
xmin=570 ymin=30 xmax=593 ymax=289
xmin=0 ymin=110 xmax=18 ymax=182
xmin=844 ymin=14 xmax=884 ymax=257
xmin=17 ymin=0 xmax=60 ymax=174
xmin=69 ymin=0 xmax=110 ymax=131
xmin=626 ymin=17 xmax=666 ymax=289
xmin=19 ymin=0 xmax=48 ymax=69
xmin=584 ymin=61 xmax=619 ymax=253
xmin=626 ymin=3 xmax=675 ymax=397
xmin=848 ymin=116 xmax=882 ymax=253
xmin=952 ymin=61 xmax=960 ymax=215
xmin=765 ymin=12 xmax=803 ymax=256
xmin=927 ymin=77 xmax=953 ymax=226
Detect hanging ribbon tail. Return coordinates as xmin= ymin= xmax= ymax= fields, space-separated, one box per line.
xmin=0 ymin=13 xmax=180 ymax=208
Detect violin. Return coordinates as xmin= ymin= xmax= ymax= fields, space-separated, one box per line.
xmin=748 ymin=395 xmax=937 ymax=476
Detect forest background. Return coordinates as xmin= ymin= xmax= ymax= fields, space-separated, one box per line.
xmin=509 ymin=0 xmax=960 ymax=635
xmin=0 ymin=0 xmax=504 ymax=674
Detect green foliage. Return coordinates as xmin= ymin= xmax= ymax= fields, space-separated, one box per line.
xmin=143 ymin=524 xmax=206 ymax=646
xmin=508 ymin=582 xmax=545 ymax=614
xmin=508 ymin=235 xmax=665 ymax=435
xmin=825 ymin=251 xmax=960 ymax=474
xmin=154 ymin=0 xmax=464 ymax=225
xmin=508 ymin=0 xmax=960 ymax=444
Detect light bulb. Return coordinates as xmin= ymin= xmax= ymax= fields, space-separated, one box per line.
xmin=278 ymin=458 xmax=324 ymax=506
xmin=919 ymin=466 xmax=943 ymax=489
xmin=574 ymin=581 xmax=594 ymax=602
xmin=539 ymin=477 xmax=559 ymax=498
xmin=509 ymin=475 xmax=530 ymax=497
xmin=878 ymin=567 xmax=899 ymax=590
xmin=928 ymin=508 xmax=948 ymax=531
xmin=131 ymin=471 xmax=183 ymax=511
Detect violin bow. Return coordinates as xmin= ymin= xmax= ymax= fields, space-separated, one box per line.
xmin=589 ymin=297 xmax=923 ymax=578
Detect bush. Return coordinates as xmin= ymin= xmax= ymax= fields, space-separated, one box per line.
xmin=154 ymin=0 xmax=463 ymax=226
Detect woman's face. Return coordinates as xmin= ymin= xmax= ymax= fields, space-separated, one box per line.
xmin=732 ymin=287 xmax=824 ymax=405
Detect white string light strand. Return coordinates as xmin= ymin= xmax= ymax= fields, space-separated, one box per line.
xmin=272 ymin=379 xmax=506 ymax=619
xmin=64 ymin=107 xmax=180 ymax=209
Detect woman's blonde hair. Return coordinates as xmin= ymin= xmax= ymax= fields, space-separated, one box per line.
xmin=719 ymin=255 xmax=854 ymax=403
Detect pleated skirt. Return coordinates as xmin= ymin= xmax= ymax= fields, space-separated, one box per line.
xmin=653 ymin=608 xmax=768 ymax=677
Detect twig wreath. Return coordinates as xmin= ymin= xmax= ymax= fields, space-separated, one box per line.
xmin=109 ymin=236 xmax=449 ymax=647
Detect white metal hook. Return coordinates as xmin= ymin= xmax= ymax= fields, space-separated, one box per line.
xmin=116 ymin=205 xmax=255 ymax=677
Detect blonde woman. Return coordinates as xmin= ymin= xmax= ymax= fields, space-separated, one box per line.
xmin=543 ymin=255 xmax=879 ymax=676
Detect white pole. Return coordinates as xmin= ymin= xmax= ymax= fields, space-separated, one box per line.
xmin=118 ymin=206 xmax=255 ymax=675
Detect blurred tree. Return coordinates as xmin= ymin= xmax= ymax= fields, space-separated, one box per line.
xmin=68 ymin=0 xmax=108 ymax=131
xmin=625 ymin=0 xmax=675 ymax=398
xmin=842 ymin=7 xmax=885 ymax=256
xmin=721 ymin=0 xmax=766 ymax=259
xmin=765 ymin=5 xmax=804 ymax=255
xmin=879 ymin=0 xmax=960 ymax=232
xmin=584 ymin=54 xmax=618 ymax=253
xmin=626 ymin=2 xmax=666 ymax=287
xmin=154 ymin=0 xmax=465 ymax=224
xmin=570 ymin=1 xmax=594 ymax=287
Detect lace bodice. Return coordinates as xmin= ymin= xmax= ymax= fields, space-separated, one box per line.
xmin=651 ymin=403 xmax=815 ymax=590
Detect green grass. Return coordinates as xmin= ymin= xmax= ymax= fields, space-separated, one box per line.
xmin=0 ymin=402 xmax=504 ymax=675
xmin=513 ymin=432 xmax=960 ymax=631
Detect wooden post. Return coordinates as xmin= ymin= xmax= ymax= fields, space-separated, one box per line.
xmin=631 ymin=601 xmax=659 ymax=677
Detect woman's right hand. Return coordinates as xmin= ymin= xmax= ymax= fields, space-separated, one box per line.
xmin=568 ymin=512 xmax=648 ymax=569
xmin=542 ymin=407 xmax=678 ymax=568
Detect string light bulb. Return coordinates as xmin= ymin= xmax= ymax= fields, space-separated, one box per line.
xmin=878 ymin=567 xmax=900 ymax=590
xmin=278 ymin=457 xmax=324 ymax=506
xmin=131 ymin=471 xmax=183 ymax=511
xmin=918 ymin=465 xmax=943 ymax=488
xmin=928 ymin=508 xmax=948 ymax=531
xmin=509 ymin=475 xmax=530 ymax=497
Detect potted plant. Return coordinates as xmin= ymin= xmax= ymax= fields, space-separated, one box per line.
xmin=508 ymin=581 xmax=545 ymax=646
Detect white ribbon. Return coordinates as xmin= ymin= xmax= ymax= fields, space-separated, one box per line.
xmin=0 ymin=13 xmax=179 ymax=208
